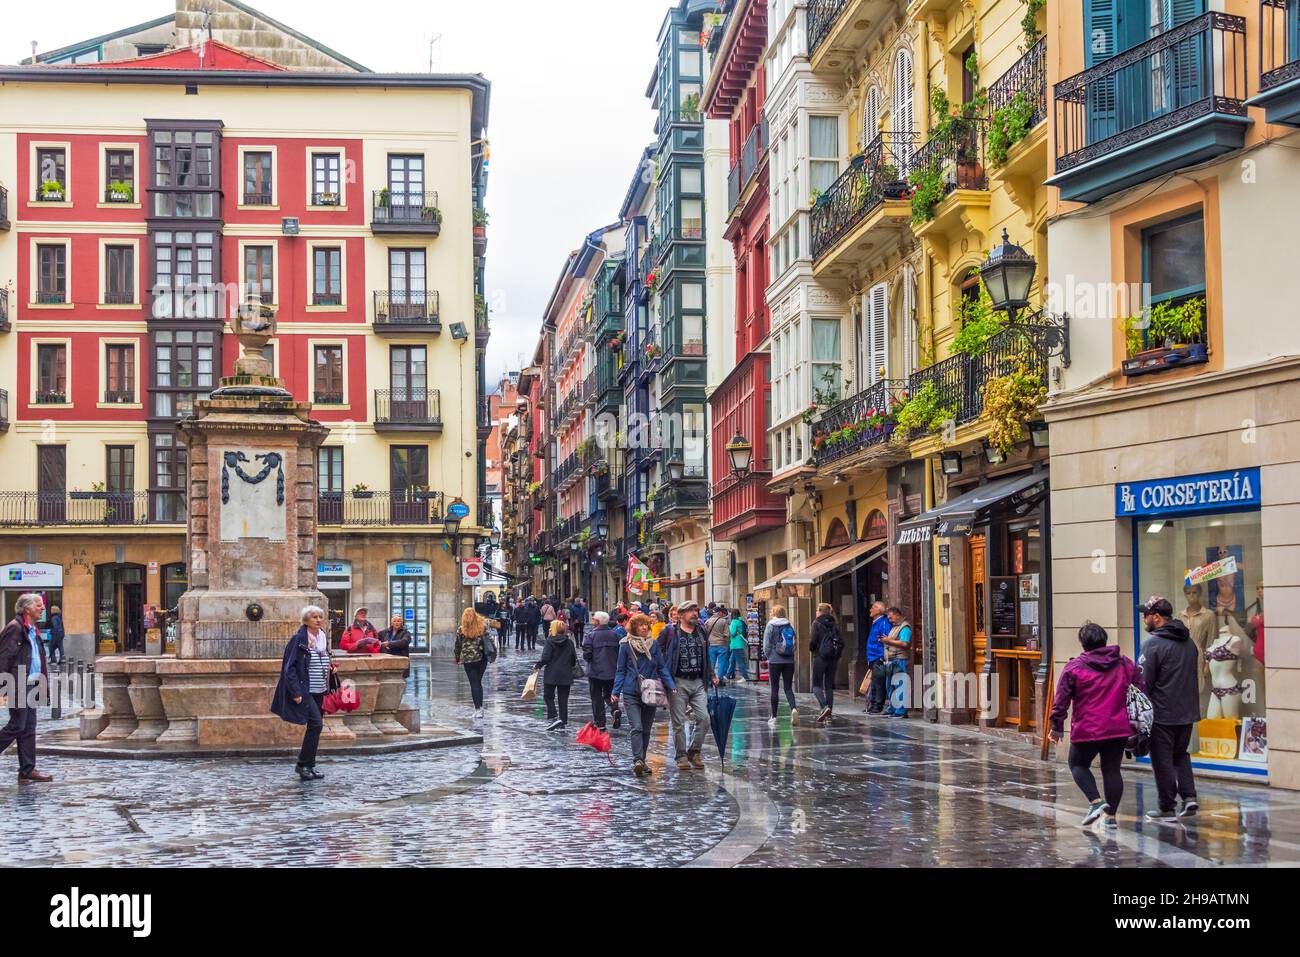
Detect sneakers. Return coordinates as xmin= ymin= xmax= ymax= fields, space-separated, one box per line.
xmin=545 ymin=718 xmax=564 ymax=732
xmin=473 ymin=708 xmax=485 ymax=720
xmin=689 ymin=751 xmax=705 ymax=770
xmin=790 ymin=708 xmax=799 ymax=725
xmin=890 ymin=712 xmax=908 ymax=719
xmin=1145 ymin=808 xmax=1179 ymax=824
xmin=1081 ymin=800 xmax=1108 ymax=826
xmin=1103 ymin=814 xmax=1118 ymax=829
xmin=1179 ymin=799 xmax=1199 ymax=818
xmin=815 ymin=707 xmax=831 ymax=724
xmin=612 ymin=711 xmax=622 ymax=729
xmin=734 ymin=677 xmax=748 ymax=685
xmin=767 ymin=717 xmax=778 ymax=729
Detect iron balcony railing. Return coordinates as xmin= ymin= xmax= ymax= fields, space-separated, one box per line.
xmin=0 ymin=491 xmax=171 ymax=528
xmin=242 ymin=191 xmax=272 ymax=206
xmin=372 ymin=190 xmax=442 ymax=227
xmin=312 ymin=190 xmax=343 ymax=207
xmin=104 ymin=290 xmax=135 ymax=306
xmin=989 ymin=37 xmax=1047 ymax=130
xmin=811 ymin=131 xmax=918 ymax=260
xmin=317 ymin=490 xmax=446 ymax=526
xmin=812 ymin=378 xmax=909 ymax=466
xmin=552 ymin=453 xmax=582 ymax=489
xmin=656 ymin=480 xmax=711 ymax=517
xmin=911 ymin=119 xmax=988 ymax=198
xmin=1054 ymin=12 xmax=1248 ymax=174
xmin=373 ymin=389 xmax=442 ymax=427
xmin=583 ymin=370 xmax=598 ymax=404
xmin=727 ymin=114 xmax=768 ymax=212
xmin=908 ymin=325 xmax=1049 ymax=434
xmin=374 ymin=290 xmax=440 ymax=325
xmin=1261 ymin=0 xmax=1300 ymax=91
xmin=807 ymin=0 xmax=852 ymax=57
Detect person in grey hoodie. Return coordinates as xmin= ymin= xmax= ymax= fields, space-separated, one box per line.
xmin=762 ymin=605 xmax=798 ymax=728
xmin=1138 ymin=596 xmax=1200 ymax=824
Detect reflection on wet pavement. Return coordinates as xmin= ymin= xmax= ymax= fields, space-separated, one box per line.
xmin=6 ymin=652 xmax=1298 ymax=867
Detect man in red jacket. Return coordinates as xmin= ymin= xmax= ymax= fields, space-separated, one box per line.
xmin=340 ymin=606 xmax=380 ymax=653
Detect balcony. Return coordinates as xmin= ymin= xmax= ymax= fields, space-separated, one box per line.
xmin=373 ymin=290 xmax=441 ymax=335
xmin=0 ymin=184 xmax=8 ymax=229
xmin=988 ymin=38 xmax=1048 ymax=195
xmin=594 ymin=468 xmax=623 ymax=502
xmin=657 ymin=351 xmax=707 ymax=403
xmin=909 ymin=121 xmax=989 ymax=244
xmin=808 ymin=0 xmax=892 ymax=68
xmin=371 ymin=190 xmax=442 ymax=234
xmin=654 ymin=478 xmax=710 ymax=522
xmin=727 ymin=115 xmax=768 ymax=215
xmin=0 ymin=491 xmax=175 ymax=528
xmin=552 ymin=453 xmax=582 ymax=491
xmin=241 ymin=191 xmax=272 ymax=206
xmin=1050 ymin=13 xmax=1249 ymax=204
xmin=1251 ymin=0 xmax=1300 ymax=125
xmin=908 ymin=325 xmax=1049 ymax=435
xmin=317 ymin=490 xmax=446 ymax=527
xmin=807 ymin=0 xmax=852 ymax=58
xmin=711 ymin=471 xmax=785 ymax=542
xmin=812 ymin=378 xmax=909 ymax=467
xmin=811 ymin=132 xmax=917 ymax=267
xmin=373 ymin=389 xmax=443 ymax=432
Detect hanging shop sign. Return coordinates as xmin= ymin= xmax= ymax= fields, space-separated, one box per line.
xmin=895 ymin=523 xmax=932 ymax=546
xmin=317 ymin=560 xmax=353 ymax=589
xmin=1116 ymin=468 xmax=1261 ymax=518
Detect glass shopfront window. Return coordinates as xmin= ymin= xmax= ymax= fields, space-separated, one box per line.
xmin=1136 ymin=510 xmax=1266 ymax=772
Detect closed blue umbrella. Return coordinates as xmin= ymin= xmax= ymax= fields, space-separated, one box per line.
xmin=707 ymin=685 xmax=737 ymax=763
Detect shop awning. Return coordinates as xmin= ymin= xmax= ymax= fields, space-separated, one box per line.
xmin=895 ymin=470 xmax=1049 ymax=545
xmin=781 ymin=538 xmax=888 ymax=586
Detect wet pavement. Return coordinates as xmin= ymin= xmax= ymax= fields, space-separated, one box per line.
xmin=5 ymin=651 xmax=1299 ymax=867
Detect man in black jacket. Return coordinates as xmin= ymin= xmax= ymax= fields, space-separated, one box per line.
xmin=0 ymin=593 xmax=53 ymax=783
xmin=1138 ymin=596 xmax=1200 ymax=823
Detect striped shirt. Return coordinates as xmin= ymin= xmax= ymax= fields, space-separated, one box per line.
xmin=307 ymin=630 xmax=331 ymax=694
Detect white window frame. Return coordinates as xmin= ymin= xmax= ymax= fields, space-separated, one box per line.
xmin=306 ymin=149 xmax=348 ymax=210
xmin=30 ymin=141 xmax=73 ymax=206
xmin=30 ymin=336 xmax=74 ymax=407
xmin=29 ymin=237 xmax=74 ymax=310
xmin=98 ymin=142 xmax=142 ymax=210
xmin=238 ymin=239 xmax=280 ymax=307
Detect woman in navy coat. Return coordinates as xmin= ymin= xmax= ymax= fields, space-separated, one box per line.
xmin=272 ymin=605 xmax=332 ymax=781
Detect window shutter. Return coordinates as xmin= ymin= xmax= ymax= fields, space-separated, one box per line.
xmin=865 ymin=282 xmax=888 ymax=386
xmin=863 ymin=87 xmax=882 ymax=148
xmin=901 ymin=266 xmax=918 ymax=378
xmin=893 ymin=50 xmax=914 ymax=167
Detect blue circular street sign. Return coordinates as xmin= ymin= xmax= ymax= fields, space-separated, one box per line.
xmin=448 ymin=501 xmax=471 ymax=519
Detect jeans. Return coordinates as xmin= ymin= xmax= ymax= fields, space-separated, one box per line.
xmin=48 ymin=638 xmax=65 ymax=665
xmin=669 ymin=675 xmax=710 ymax=756
xmin=514 ymin=624 xmax=527 ymax=651
xmin=708 ymin=647 xmax=728 ymax=683
xmin=866 ymin=658 xmax=887 ymax=712
xmin=768 ymin=662 xmax=796 ymax=718
xmin=543 ymin=682 xmax=571 ymax=725
xmin=1069 ymin=736 xmax=1128 ymax=812
xmin=885 ymin=659 xmax=910 ymax=716
xmin=812 ymin=656 xmax=836 ymax=713
xmin=1150 ymin=722 xmax=1197 ymax=813
xmin=296 ymin=693 xmax=325 ymax=769
xmin=463 ymin=659 xmax=487 ymax=710
xmin=0 ymin=705 xmax=38 ymax=776
xmin=726 ymin=647 xmax=749 ymax=680
xmin=623 ymin=695 xmax=656 ymax=763
xmin=589 ymin=677 xmax=615 ymax=729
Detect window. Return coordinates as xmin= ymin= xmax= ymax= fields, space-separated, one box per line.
xmin=960 ymin=45 xmax=977 ymax=103
xmin=36 ymin=148 xmax=66 ymax=198
xmin=680 ymin=199 xmax=703 ymax=239
xmin=680 ymin=167 xmax=702 ymax=194
xmin=1137 ymin=212 xmax=1207 ymax=354
xmin=313 ymin=246 xmax=342 ymax=305
xmin=682 ymin=315 xmax=704 ymax=355
xmin=243 ymin=245 xmax=274 ymax=304
xmin=243 ymin=151 xmax=273 ymax=205
xmin=388 ymin=249 xmax=427 ymax=318
xmin=812 ymin=318 xmax=842 ymax=402
xmin=809 ymin=116 xmax=839 ymax=195
xmin=105 ymin=245 xmax=134 ymax=304
xmin=318 ymin=447 xmax=344 ymax=494
xmin=105 ymin=149 xmax=135 ymax=202
xmin=150 ymin=126 xmax=219 ymax=218
xmin=894 ymin=49 xmax=915 ymax=164
xmin=105 ymin=343 xmax=135 ymax=402
xmin=151 ymin=433 xmax=186 ymax=523
xmin=311 ymin=152 xmax=341 ymax=205
xmin=37 ymin=245 xmax=67 ymax=304
xmin=314 ymin=345 xmax=344 ymax=404
xmin=106 ymin=445 xmax=134 ymax=494
xmin=152 ymin=329 xmax=216 ymax=418
xmin=390 ymin=445 xmax=429 ymax=492
xmin=390 ymin=346 xmax=428 ymax=396
xmin=679 ymin=47 xmax=702 ymax=78
xmin=36 ymin=344 xmax=68 ymax=402
xmin=387 ymin=155 xmax=426 ymax=206
xmin=152 ymin=230 xmax=218 ymax=318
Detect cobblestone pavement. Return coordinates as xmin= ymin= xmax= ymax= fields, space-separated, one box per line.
xmin=5 ymin=650 xmax=1299 ymax=867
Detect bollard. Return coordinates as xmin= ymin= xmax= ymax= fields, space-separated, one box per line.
xmin=50 ymin=661 xmax=62 ymax=720
xmin=87 ymin=658 xmax=96 ymax=711
xmin=76 ymin=659 xmax=86 ymax=710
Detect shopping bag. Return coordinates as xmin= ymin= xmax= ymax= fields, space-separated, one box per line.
xmin=321 ymin=692 xmax=341 ymax=715
xmin=337 ymin=680 xmax=361 ymax=712
xmin=858 ymin=671 xmax=871 ymax=696
xmin=521 ymin=670 xmax=539 ymax=701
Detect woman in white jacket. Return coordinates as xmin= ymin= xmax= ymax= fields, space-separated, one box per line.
xmin=762 ymin=606 xmax=799 ymax=728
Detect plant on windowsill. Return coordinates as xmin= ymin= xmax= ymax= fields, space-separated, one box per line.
xmin=1120 ymin=297 xmax=1207 ymax=376
xmin=350 ymin=482 xmax=374 ymax=499
xmin=35 ymin=390 xmax=67 ymax=404
xmin=983 ymin=358 xmax=1047 ymax=457
xmin=315 ymin=191 xmax=341 ymax=206
xmin=800 ymin=402 xmax=820 ymax=427
xmin=473 ymin=206 xmax=489 ymax=230
xmin=107 ymin=180 xmax=134 ymax=202
xmin=412 ymin=483 xmax=432 ymax=502
xmin=39 ymin=180 xmax=65 ymax=201
xmin=644 ymin=341 xmax=662 ymax=360
xmin=987 ymin=89 xmax=1036 ymax=167
xmin=645 ymin=270 xmax=660 ymax=296
xmin=892 ymin=381 xmax=957 ymax=440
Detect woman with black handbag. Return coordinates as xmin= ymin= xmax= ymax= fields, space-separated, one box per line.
xmin=271 ymin=605 xmax=333 ymax=781
xmin=610 ymin=613 xmax=677 ymax=777
xmin=455 ymin=608 xmax=495 ymax=722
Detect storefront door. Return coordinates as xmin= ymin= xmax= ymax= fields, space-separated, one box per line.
xmin=967 ymin=534 xmax=987 ymax=676
xmin=95 ymin=563 xmax=145 ymax=654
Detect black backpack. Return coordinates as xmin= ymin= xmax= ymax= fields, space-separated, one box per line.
xmin=820 ymin=621 xmax=844 ymax=660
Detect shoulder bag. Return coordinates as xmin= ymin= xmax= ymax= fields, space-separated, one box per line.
xmin=627 ymin=645 xmax=668 ymax=707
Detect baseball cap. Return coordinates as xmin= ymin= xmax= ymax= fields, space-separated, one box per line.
xmin=1137 ymin=596 xmax=1173 ymax=617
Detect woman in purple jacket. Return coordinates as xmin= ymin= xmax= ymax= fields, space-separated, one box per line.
xmin=1049 ymin=622 xmax=1145 ymax=827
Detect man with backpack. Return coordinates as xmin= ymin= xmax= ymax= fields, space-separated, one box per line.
xmin=810 ymin=602 xmax=844 ymax=724
xmin=1138 ymin=596 xmax=1201 ymax=824
xmin=882 ymin=607 xmax=913 ymax=718
xmin=661 ymin=600 xmax=717 ymax=770
xmin=704 ymin=602 xmax=732 ymax=688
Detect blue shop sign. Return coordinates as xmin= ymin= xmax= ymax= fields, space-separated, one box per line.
xmin=1116 ymin=468 xmax=1261 ymax=518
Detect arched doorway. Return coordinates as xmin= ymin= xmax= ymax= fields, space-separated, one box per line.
xmin=94 ymin=563 xmax=146 ymax=654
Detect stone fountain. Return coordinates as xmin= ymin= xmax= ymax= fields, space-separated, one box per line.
xmin=56 ymin=296 xmax=474 ymax=755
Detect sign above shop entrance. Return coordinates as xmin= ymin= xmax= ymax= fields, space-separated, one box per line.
xmin=1116 ymin=467 xmax=1261 ymax=518
xmin=1 ymin=562 xmax=63 ymax=588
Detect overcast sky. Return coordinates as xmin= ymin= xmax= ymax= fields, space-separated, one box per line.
xmin=6 ymin=0 xmax=671 ymax=387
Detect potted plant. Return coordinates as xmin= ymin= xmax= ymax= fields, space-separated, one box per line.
xmin=645 ymin=270 xmax=660 ymax=295
xmin=423 ymin=204 xmax=443 ymax=225
xmin=473 ymin=206 xmax=489 ymax=231
xmin=412 ymin=483 xmax=432 ymax=502
xmin=39 ymin=180 xmax=65 ymax=201
xmin=983 ymin=360 xmax=1047 ymax=456
xmin=1121 ymin=298 xmax=1207 ymax=376
xmin=107 ymin=180 xmax=134 ymax=203
xmin=377 ymin=187 xmax=391 ymax=211
xmin=877 ymin=163 xmax=908 ymax=199
xmin=644 ymin=341 xmax=662 ymax=359
xmin=351 ymin=482 xmax=374 ymax=499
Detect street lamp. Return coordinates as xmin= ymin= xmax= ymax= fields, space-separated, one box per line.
xmin=489 ymin=526 xmax=502 ymax=548
xmin=667 ymin=456 xmax=685 ymax=483
xmin=597 ymin=518 xmax=609 ymax=539
xmin=979 ymin=229 xmax=1037 ymax=321
xmin=725 ymin=431 xmax=753 ymax=480
xmin=940 ymin=450 xmax=963 ymax=476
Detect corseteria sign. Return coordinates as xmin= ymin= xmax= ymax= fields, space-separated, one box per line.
xmin=1116 ymin=468 xmax=1261 ymax=517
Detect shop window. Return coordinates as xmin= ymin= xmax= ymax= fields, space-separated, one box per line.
xmin=1136 ymin=511 xmax=1265 ymax=770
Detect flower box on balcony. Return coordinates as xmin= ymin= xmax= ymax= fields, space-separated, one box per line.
xmin=1121 ymin=343 xmax=1208 ymax=378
